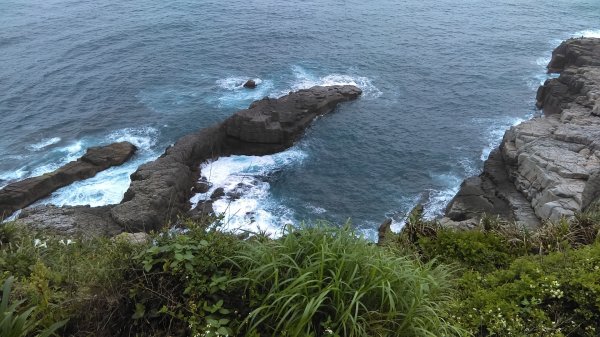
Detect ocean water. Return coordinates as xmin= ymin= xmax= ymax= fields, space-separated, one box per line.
xmin=1 ymin=0 xmax=599 ymax=236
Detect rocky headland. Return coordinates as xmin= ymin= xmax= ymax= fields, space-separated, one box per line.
xmin=444 ymin=37 xmax=600 ymax=228
xmin=5 ymin=85 xmax=361 ymax=235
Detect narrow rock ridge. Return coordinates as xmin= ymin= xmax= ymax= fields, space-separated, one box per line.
xmin=0 ymin=142 xmax=137 ymax=219
xmin=110 ymin=85 xmax=362 ymax=231
xmin=445 ymin=37 xmax=600 ymax=227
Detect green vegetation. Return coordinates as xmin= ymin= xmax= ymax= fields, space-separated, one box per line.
xmin=232 ymin=225 xmax=460 ymax=337
xmin=379 ymin=205 xmax=600 ymax=337
xmin=1 ymin=204 xmax=599 ymax=336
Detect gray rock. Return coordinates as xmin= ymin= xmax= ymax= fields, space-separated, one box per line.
xmin=447 ymin=37 xmax=600 ymax=226
xmin=111 ymin=85 xmax=361 ymax=232
xmin=0 ymin=142 xmax=136 ymax=219
xmin=16 ymin=205 xmax=122 ymax=238
xmin=113 ymin=232 xmax=150 ymax=245
xmin=243 ymin=79 xmax=257 ymax=89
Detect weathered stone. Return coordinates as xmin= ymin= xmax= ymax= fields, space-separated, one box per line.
xmin=0 ymin=142 xmax=136 ymax=219
xmin=16 ymin=205 xmax=122 ymax=238
xmin=377 ymin=218 xmax=392 ymax=246
xmin=111 ymin=85 xmax=361 ymax=231
xmin=113 ymin=232 xmax=150 ymax=245
xmin=447 ymin=37 xmax=600 ymax=226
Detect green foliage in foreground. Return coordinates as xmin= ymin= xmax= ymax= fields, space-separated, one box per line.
xmin=1 ymin=204 xmax=600 ymax=337
xmin=132 ymin=222 xmax=463 ymax=337
xmin=383 ymin=205 xmax=600 ymax=337
xmin=232 ymin=225 xmax=462 ymax=337
xmin=0 ymin=223 xmax=145 ymax=336
xmin=1 ymin=277 xmax=65 ymax=337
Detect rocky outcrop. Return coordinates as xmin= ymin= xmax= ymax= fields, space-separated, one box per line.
xmin=0 ymin=142 xmax=137 ymax=219
xmin=243 ymin=80 xmax=257 ymax=89
xmin=111 ymin=85 xmax=361 ymax=231
xmin=445 ymin=37 xmax=600 ymax=226
xmin=16 ymin=205 xmax=122 ymax=238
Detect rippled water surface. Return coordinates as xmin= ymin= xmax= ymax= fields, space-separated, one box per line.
xmin=1 ymin=0 xmax=599 ymax=235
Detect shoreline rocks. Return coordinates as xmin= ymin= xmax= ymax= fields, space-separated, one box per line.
xmin=444 ymin=37 xmax=600 ymax=227
xmin=0 ymin=142 xmax=137 ymax=219
xmin=109 ymin=85 xmax=362 ymax=231
xmin=8 ymin=86 xmax=359 ymax=234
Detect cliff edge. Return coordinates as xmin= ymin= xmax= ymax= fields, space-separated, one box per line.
xmin=445 ymin=37 xmax=600 ymax=227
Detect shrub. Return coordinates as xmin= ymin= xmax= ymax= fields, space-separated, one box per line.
xmin=129 ymin=220 xmax=244 ymax=337
xmin=450 ymin=242 xmax=600 ymax=336
xmin=0 ymin=223 xmax=146 ymax=336
xmin=232 ymin=224 xmax=465 ymax=337
xmin=418 ymin=229 xmax=515 ymax=272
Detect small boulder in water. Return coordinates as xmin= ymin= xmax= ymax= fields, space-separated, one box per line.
xmin=243 ymin=79 xmax=257 ymax=89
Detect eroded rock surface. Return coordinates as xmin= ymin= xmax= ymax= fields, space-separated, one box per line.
xmin=17 ymin=205 xmax=122 ymax=238
xmin=111 ymin=85 xmax=361 ymax=231
xmin=445 ymin=37 xmax=600 ymax=226
xmin=0 ymin=142 xmax=136 ymax=219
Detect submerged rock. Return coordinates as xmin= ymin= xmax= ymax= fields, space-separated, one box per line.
xmin=0 ymin=142 xmax=137 ymax=219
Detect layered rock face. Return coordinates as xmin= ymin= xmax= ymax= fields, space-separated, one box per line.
xmin=446 ymin=38 xmax=600 ymax=226
xmin=0 ymin=142 xmax=137 ymax=219
xmin=111 ymin=85 xmax=361 ymax=231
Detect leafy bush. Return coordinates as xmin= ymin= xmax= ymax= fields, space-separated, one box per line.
xmin=232 ymin=224 xmax=464 ymax=337
xmin=450 ymin=242 xmax=600 ymax=336
xmin=129 ymin=220 xmax=244 ymax=337
xmin=418 ymin=229 xmax=515 ymax=272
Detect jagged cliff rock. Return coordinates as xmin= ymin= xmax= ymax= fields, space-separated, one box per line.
xmin=445 ymin=37 xmax=600 ymax=227
xmin=0 ymin=142 xmax=137 ymax=219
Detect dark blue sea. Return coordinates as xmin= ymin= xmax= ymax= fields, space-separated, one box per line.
xmin=1 ymin=0 xmax=599 ymax=236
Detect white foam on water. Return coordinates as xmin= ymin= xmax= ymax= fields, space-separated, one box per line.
xmin=306 ymin=204 xmax=327 ymax=214
xmin=422 ymin=157 xmax=479 ymax=219
xmin=480 ymin=116 xmax=525 ymax=161
xmin=215 ymin=76 xmax=275 ymax=108
xmin=0 ymin=167 xmax=28 ymax=188
xmin=284 ymin=65 xmax=383 ymax=99
xmin=27 ymin=137 xmax=61 ymax=151
xmin=2 ymin=210 xmax=21 ymax=223
xmin=574 ymin=29 xmax=600 ymax=38
xmin=29 ymin=140 xmax=86 ymax=177
xmin=40 ymin=127 xmax=160 ymax=207
xmin=107 ymin=126 xmax=159 ymax=150
xmin=190 ymin=148 xmax=307 ymax=237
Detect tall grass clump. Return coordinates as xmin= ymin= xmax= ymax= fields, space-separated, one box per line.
xmin=232 ymin=224 xmax=464 ymax=337
xmin=0 ymin=276 xmax=66 ymax=337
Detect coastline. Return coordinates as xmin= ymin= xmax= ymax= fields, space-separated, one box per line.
xmin=442 ymin=37 xmax=600 ymax=228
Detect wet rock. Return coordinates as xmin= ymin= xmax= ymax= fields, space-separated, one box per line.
xmin=188 ymin=201 xmax=215 ymax=220
xmin=192 ymin=180 xmax=212 ymax=194
xmin=210 ymin=188 xmax=225 ymax=200
xmin=377 ymin=218 xmax=392 ymax=246
xmin=0 ymin=142 xmax=136 ymax=219
xmin=223 ymin=85 xmax=362 ymax=154
xmin=243 ymin=79 xmax=257 ymax=89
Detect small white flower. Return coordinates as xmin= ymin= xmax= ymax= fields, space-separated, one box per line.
xmin=33 ymin=239 xmax=47 ymax=248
